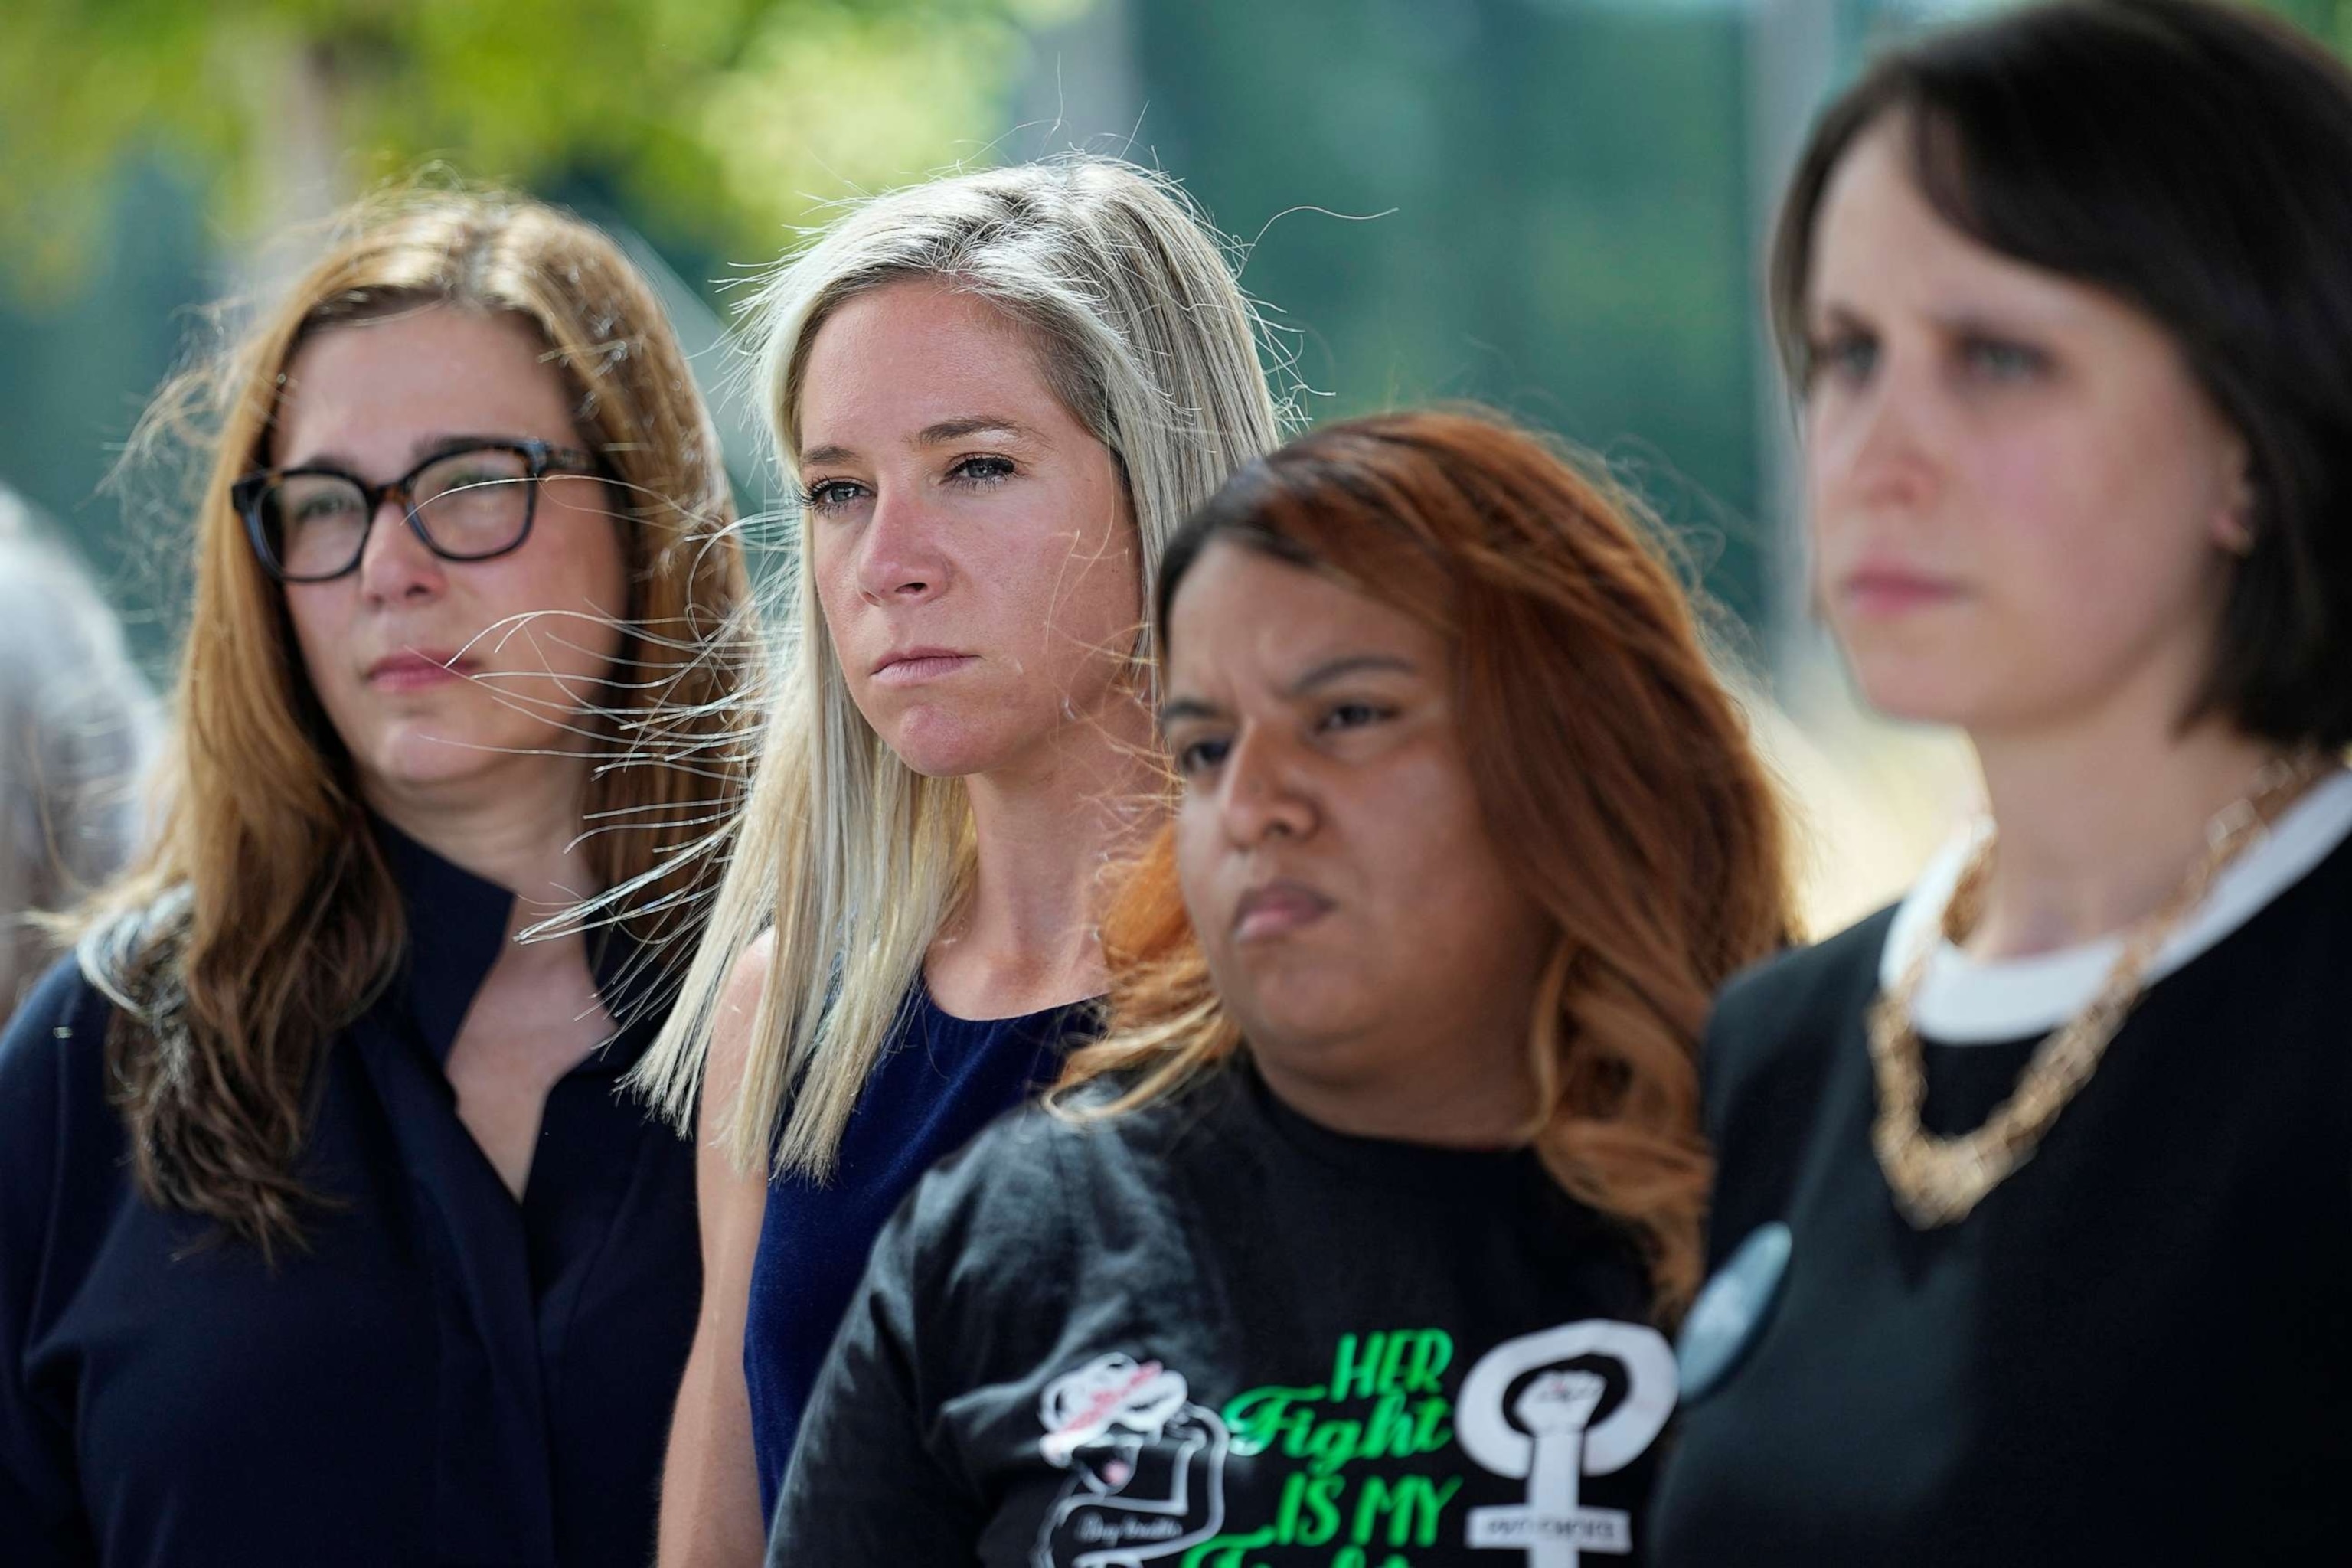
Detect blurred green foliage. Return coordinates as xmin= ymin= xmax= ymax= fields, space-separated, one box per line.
xmin=0 ymin=0 xmax=1089 ymax=298
xmin=2256 ymin=0 xmax=2352 ymax=51
xmin=8 ymin=0 xmax=2351 ymax=659
xmin=1143 ymin=0 xmax=1767 ymax=622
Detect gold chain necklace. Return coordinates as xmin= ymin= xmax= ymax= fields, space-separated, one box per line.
xmin=1867 ymin=750 xmax=2331 ymax=1229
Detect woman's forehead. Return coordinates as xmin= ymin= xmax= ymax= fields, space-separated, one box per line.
xmin=1165 ymin=541 xmax=1437 ymax=692
xmin=271 ymin=307 xmax=576 ymax=469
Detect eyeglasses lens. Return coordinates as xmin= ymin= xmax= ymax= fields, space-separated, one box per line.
xmin=410 ymin=447 xmax=537 ymax=558
xmin=265 ymin=475 xmax=371 ymax=581
xmin=258 ymin=447 xmax=538 ymax=580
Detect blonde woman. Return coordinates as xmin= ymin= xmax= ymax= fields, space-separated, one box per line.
xmin=0 ymin=190 xmax=755 ymax=1566
xmin=767 ymin=409 xmax=1796 ymax=1566
xmin=633 ymin=156 xmax=1286 ymax=1561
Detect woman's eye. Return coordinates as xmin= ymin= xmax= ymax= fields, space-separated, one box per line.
xmin=1318 ymin=701 xmax=1390 ymax=733
xmin=1959 ymin=334 xmax=2050 ymax=383
xmin=948 ymin=455 xmax=1017 ymax=486
xmin=802 ymin=478 xmax=866 ymax=512
xmin=293 ymin=493 xmax=360 ymax=523
xmin=1805 ymin=330 xmax=1878 ymax=389
xmin=1174 ymin=736 xmax=1230 ymax=776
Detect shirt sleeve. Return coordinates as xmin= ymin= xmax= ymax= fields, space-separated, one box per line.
xmin=0 ymin=959 xmax=103 ymax=1565
xmin=764 ymin=1187 xmax=986 ymax=1567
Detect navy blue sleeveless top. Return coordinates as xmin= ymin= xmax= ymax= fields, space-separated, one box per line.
xmin=744 ymin=985 xmax=1096 ymax=1519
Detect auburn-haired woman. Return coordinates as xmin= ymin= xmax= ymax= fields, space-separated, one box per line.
xmin=633 ymin=156 xmax=1287 ymax=1563
xmin=767 ymin=407 xmax=1794 ymax=1566
xmin=1653 ymin=2 xmax=2352 ymax=1560
xmin=0 ymin=188 xmax=755 ymax=1566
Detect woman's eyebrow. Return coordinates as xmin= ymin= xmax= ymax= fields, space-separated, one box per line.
xmin=1809 ymin=299 xmax=1870 ymax=334
xmin=408 ymin=432 xmax=519 ymax=462
xmin=916 ymin=415 xmax=1037 ymax=447
xmin=1156 ymin=655 xmax=1416 ymax=728
xmin=1289 ymin=654 xmax=1416 ymax=696
xmin=1156 ymin=695 xmax=1223 ymax=729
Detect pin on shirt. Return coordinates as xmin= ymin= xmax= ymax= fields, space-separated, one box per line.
xmin=1674 ymin=1222 xmax=1792 ymax=1405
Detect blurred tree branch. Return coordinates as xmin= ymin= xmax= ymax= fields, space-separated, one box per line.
xmin=0 ymin=0 xmax=1091 ymax=299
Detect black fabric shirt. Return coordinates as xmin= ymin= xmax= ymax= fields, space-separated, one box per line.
xmin=769 ymin=1060 xmax=1677 ymax=1568
xmin=0 ymin=823 xmax=700 ymax=1567
xmin=1651 ymin=826 xmax=2352 ymax=1564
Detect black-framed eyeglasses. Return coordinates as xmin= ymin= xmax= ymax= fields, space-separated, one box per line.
xmin=232 ymin=439 xmax=601 ymax=583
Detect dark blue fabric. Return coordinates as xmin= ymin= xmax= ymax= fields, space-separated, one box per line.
xmin=745 ymin=988 xmax=1094 ymax=1521
xmin=0 ymin=820 xmax=700 ymax=1567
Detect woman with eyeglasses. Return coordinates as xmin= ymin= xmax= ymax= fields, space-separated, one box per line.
xmin=0 ymin=188 xmax=756 ymax=1567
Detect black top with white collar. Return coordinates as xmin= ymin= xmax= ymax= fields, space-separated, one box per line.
xmin=1651 ymin=773 xmax=2352 ymax=1564
xmin=0 ymin=822 xmax=698 ymax=1568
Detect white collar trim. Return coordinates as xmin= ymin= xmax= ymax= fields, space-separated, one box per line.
xmin=1877 ymin=768 xmax=2352 ymax=1044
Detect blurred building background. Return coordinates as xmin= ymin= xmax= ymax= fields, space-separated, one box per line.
xmin=5 ymin=0 xmax=2347 ymax=930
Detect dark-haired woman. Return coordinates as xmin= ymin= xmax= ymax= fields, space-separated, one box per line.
xmin=0 ymin=191 xmax=755 ymax=1566
xmin=766 ymin=408 xmax=1795 ymax=1566
xmin=1653 ymin=2 xmax=2352 ymax=1560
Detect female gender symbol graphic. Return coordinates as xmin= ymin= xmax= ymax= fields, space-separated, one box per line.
xmin=1455 ymin=1321 xmax=1677 ymax=1568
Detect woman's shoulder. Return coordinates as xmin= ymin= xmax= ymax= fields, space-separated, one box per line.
xmin=894 ymin=1075 xmax=1209 ymax=1256
xmin=1712 ymin=903 xmax=1890 ymax=1048
xmin=1702 ymin=906 xmax=1898 ymax=1107
xmin=916 ymin=1086 xmax=1146 ymax=1210
xmin=2 ymin=890 xmax=189 ymax=1146
xmin=2 ymin=952 xmax=117 ymax=1084
xmin=0 ymin=952 xmax=126 ymax=1195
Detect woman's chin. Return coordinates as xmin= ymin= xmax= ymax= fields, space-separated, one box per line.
xmin=881 ymin=713 xmax=1037 ymax=781
xmin=351 ymin=722 xmax=514 ymax=799
xmin=1841 ymin=658 xmax=2001 ymax=732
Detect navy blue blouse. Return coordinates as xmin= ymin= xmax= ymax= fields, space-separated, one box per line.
xmin=0 ymin=823 xmax=700 ymax=1567
xmin=744 ymin=987 xmax=1095 ymax=1520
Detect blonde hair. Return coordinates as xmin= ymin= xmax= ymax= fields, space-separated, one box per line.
xmin=632 ymin=156 xmax=1288 ymax=1177
xmin=80 ymin=184 xmax=758 ymax=1256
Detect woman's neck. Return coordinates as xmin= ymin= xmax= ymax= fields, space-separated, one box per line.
xmin=365 ymin=757 xmax=600 ymax=939
xmin=1254 ymin=1043 xmax=1539 ymax=1151
xmin=927 ymin=694 xmax=1158 ymax=1019
xmin=1968 ymin=691 xmax=2275 ymax=962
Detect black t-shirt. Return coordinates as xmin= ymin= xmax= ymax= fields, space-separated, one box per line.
xmin=1651 ymin=808 xmax=2352 ymax=1564
xmin=769 ymin=1060 xmax=1677 ymax=1568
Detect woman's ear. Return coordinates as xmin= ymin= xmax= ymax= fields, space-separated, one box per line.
xmin=2212 ymin=436 xmax=2257 ymax=557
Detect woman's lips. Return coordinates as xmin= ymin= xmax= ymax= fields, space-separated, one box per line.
xmin=1838 ymin=566 xmax=1965 ymax=619
xmin=871 ymin=652 xmax=978 ymax=688
xmin=366 ymin=652 xmax=466 ymax=691
xmin=1233 ymin=882 xmax=1334 ymax=943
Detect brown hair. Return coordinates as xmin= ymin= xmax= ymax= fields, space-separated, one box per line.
xmin=77 ymin=185 xmax=759 ymax=1257
xmin=1060 ymin=407 xmax=1795 ymax=1318
xmin=1769 ymin=0 xmax=2352 ymax=749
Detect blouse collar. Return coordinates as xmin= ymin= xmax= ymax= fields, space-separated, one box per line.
xmin=1878 ymin=766 xmax=2352 ymax=1044
xmin=371 ymin=815 xmax=658 ymax=1068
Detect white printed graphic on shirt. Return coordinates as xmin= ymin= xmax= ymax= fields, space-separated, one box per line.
xmin=1458 ymin=1321 xmax=1678 ymax=1567
xmin=1034 ymin=1353 xmax=1232 ymax=1568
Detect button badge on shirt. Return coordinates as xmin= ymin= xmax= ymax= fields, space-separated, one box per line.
xmin=1675 ymin=1222 xmax=1792 ymax=1404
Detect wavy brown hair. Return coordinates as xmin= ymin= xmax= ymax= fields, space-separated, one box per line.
xmin=1060 ymin=407 xmax=1795 ymax=1318
xmin=76 ymin=185 xmax=758 ymax=1258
